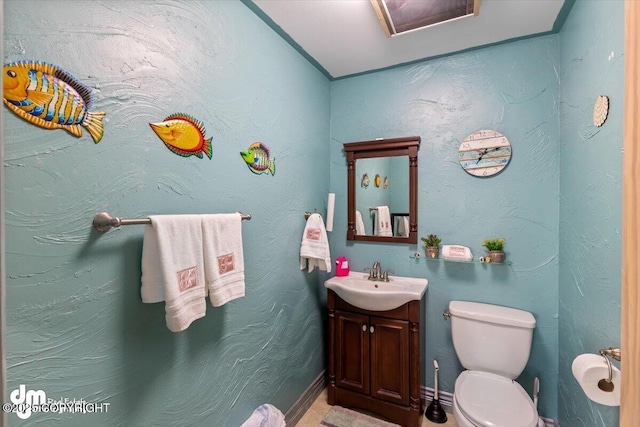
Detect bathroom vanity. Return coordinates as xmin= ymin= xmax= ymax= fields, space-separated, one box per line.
xmin=326 ymin=290 xmax=423 ymax=427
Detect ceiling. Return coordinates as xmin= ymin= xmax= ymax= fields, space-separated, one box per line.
xmin=248 ymin=0 xmax=570 ymax=79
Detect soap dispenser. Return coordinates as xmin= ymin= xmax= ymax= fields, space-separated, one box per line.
xmin=335 ymin=256 xmax=350 ymax=277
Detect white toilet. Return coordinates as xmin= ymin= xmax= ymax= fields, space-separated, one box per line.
xmin=449 ymin=300 xmax=540 ymax=427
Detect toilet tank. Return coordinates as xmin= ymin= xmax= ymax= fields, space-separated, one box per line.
xmin=449 ymin=301 xmax=536 ymax=379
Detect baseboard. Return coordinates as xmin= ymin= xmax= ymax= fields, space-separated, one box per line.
xmin=285 ymin=370 xmax=326 ymax=427
xmin=420 ymin=385 xmax=454 ymax=413
xmin=420 ymin=385 xmax=557 ymax=427
xmin=285 ymin=377 xmax=557 ymax=427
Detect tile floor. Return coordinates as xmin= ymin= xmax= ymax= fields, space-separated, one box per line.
xmin=295 ymin=389 xmax=458 ymax=427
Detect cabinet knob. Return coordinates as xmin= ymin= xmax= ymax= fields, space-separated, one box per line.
xmin=370 ymin=326 xmax=375 ymax=333
xmin=362 ymin=325 xmax=367 ymax=332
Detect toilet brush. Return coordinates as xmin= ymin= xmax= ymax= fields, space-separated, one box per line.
xmin=425 ymin=360 xmax=447 ymax=423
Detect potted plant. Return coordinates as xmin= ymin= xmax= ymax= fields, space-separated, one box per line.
xmin=483 ymin=238 xmax=506 ymax=263
xmin=421 ymin=234 xmax=442 ymax=258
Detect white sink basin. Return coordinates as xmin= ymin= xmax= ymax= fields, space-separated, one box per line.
xmin=325 ymin=273 xmax=428 ymax=311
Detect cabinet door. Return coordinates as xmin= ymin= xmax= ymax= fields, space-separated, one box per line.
xmin=335 ymin=310 xmax=370 ymax=394
xmin=370 ymin=316 xmax=410 ymax=405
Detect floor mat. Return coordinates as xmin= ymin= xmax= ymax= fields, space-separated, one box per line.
xmin=320 ymin=405 xmax=400 ymax=427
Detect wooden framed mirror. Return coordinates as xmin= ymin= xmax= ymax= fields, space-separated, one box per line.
xmin=344 ymin=136 xmax=420 ymax=244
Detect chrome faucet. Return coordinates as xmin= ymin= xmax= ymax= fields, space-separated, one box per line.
xmin=365 ymin=262 xmax=381 ymax=280
xmin=373 ymin=261 xmax=381 ymax=279
xmin=365 ymin=262 xmax=392 ymax=281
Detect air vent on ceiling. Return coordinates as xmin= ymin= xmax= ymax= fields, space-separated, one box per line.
xmin=371 ymin=0 xmax=480 ymax=37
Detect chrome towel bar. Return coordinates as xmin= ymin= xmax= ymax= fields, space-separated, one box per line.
xmin=93 ymin=211 xmax=251 ymax=233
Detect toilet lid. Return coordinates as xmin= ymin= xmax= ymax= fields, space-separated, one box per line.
xmin=455 ymin=371 xmax=538 ymax=427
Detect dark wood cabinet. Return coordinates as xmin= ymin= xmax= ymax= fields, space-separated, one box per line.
xmin=327 ymin=290 xmax=423 ymax=427
xmin=370 ymin=316 xmax=410 ymax=405
xmin=335 ymin=310 xmax=370 ymax=394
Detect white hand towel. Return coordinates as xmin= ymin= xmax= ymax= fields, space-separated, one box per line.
xmin=202 ymin=213 xmax=245 ymax=307
xmin=300 ymin=213 xmax=331 ymax=273
xmin=355 ymin=210 xmax=366 ymax=235
xmin=141 ymin=215 xmax=207 ymax=332
xmin=374 ymin=206 xmax=392 ymax=237
xmin=398 ymin=216 xmax=410 ymax=237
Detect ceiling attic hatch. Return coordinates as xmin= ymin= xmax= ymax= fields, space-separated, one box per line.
xmin=371 ymin=0 xmax=480 ymax=37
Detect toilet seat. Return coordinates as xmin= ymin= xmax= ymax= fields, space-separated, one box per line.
xmin=454 ymin=371 xmax=538 ymax=427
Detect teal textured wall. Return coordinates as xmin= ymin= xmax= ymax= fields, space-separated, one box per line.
xmin=330 ymin=36 xmax=561 ymax=418
xmin=2 ymin=1 xmax=627 ymax=425
xmin=3 ymin=1 xmax=329 ymax=426
xmin=558 ymin=1 xmax=623 ymax=425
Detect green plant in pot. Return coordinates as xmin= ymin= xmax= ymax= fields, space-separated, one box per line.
xmin=483 ymin=238 xmax=506 ymax=263
xmin=421 ymin=234 xmax=442 ymax=259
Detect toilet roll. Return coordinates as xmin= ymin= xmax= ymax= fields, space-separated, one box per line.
xmin=326 ymin=193 xmax=335 ymax=232
xmin=572 ymin=353 xmax=620 ymax=406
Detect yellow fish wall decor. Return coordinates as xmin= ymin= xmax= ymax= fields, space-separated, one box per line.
xmin=3 ymin=60 xmax=105 ymax=143
xmin=149 ymin=113 xmax=213 ymax=159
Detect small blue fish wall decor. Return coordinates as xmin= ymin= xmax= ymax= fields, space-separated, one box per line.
xmin=361 ymin=173 xmax=370 ymax=188
xmin=240 ymin=142 xmax=275 ymax=176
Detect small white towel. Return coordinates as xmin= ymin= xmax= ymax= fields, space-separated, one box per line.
xmin=240 ymin=404 xmax=285 ymax=427
xmin=202 ymin=213 xmax=245 ymax=307
xmin=141 ymin=215 xmax=207 ymax=332
xmin=300 ymin=213 xmax=331 ymax=273
xmin=355 ymin=210 xmax=366 ymax=235
xmin=374 ymin=206 xmax=392 ymax=237
xmin=441 ymin=244 xmax=473 ymax=261
xmin=397 ymin=216 xmax=410 ymax=237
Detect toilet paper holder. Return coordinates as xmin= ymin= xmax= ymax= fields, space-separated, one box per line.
xmin=598 ymin=347 xmax=621 ymax=392
xmin=599 ymin=346 xmax=621 ymax=361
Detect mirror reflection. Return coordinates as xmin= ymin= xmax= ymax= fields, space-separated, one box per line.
xmin=344 ymin=136 xmax=420 ymax=244
xmin=355 ymin=156 xmax=409 ymax=237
